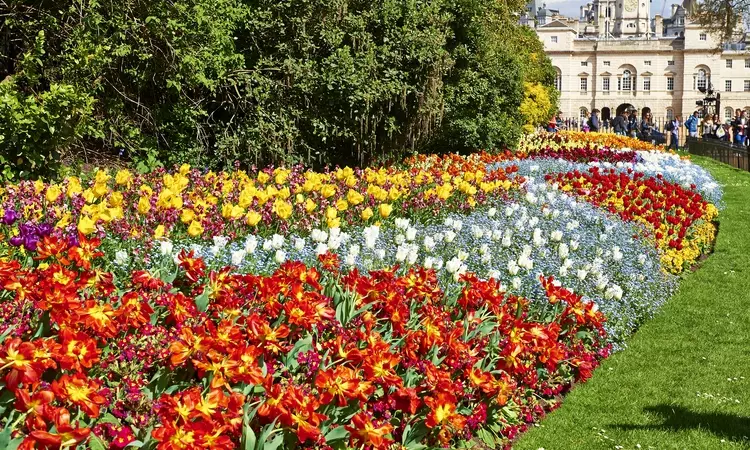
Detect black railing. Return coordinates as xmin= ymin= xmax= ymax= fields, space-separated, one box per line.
xmin=686 ymin=137 xmax=750 ymax=171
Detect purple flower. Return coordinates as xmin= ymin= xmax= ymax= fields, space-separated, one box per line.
xmin=1 ymin=209 xmax=18 ymax=225
xmin=9 ymin=235 xmax=23 ymax=247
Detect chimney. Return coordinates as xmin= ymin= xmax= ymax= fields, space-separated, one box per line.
xmin=654 ymin=14 xmax=663 ymax=36
xmin=581 ymin=5 xmax=585 ymax=20
xmin=671 ymin=4 xmax=678 ymax=17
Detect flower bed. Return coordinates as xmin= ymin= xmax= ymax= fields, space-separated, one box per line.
xmin=0 ymin=133 xmax=721 ymax=449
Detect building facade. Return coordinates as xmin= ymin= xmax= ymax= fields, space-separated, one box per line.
xmin=523 ymin=2 xmax=750 ymax=125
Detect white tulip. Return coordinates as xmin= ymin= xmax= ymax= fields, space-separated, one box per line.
xmin=274 ymin=249 xmax=286 ymax=264
xmin=507 ymin=260 xmax=520 ymax=275
xmin=348 ymin=244 xmax=360 ymax=258
xmin=577 ymin=269 xmax=588 ymax=281
xmin=115 ymin=250 xmax=129 ymax=265
xmin=294 ymin=237 xmax=306 ymax=251
xmin=395 ymin=234 xmax=406 ymax=245
xmin=479 ymin=244 xmax=489 ymax=255
xmin=472 ymin=225 xmax=484 ymax=239
xmin=452 ymin=219 xmax=463 ymax=231
xmin=262 ymin=239 xmax=274 ymax=252
xmin=446 ymin=257 xmax=462 ymax=274
xmin=570 ymin=240 xmax=580 ymax=251
xmin=638 ymin=254 xmax=647 ymax=265
xmin=395 ymin=218 xmax=410 ymax=230
xmin=512 ymin=277 xmax=522 ymax=290
xmin=423 ymin=236 xmax=436 ymax=252
xmin=444 ymin=230 xmax=456 ymax=243
xmin=231 ymin=249 xmax=246 ymax=266
xmin=375 ymin=248 xmax=386 ymax=260
xmin=424 ymin=256 xmax=435 ymax=269
xmin=502 ymin=233 xmax=512 ymax=248
xmin=271 ymin=234 xmax=284 ymax=250
xmin=551 ymin=230 xmax=563 ymax=242
xmin=345 ymin=253 xmax=357 ymax=267
xmin=405 ymin=227 xmax=417 ymax=241
xmin=558 ymin=243 xmax=569 ymax=259
xmin=160 ymin=240 xmax=174 ymax=256
xmin=311 ymin=229 xmax=328 ymax=243
xmin=488 ymin=207 xmax=497 ymax=217
xmin=458 ymin=250 xmax=469 ymax=261
xmin=315 ymin=243 xmax=329 ymax=255
xmin=245 ymin=235 xmax=258 ymax=254
xmin=212 ymin=236 xmax=228 ymax=250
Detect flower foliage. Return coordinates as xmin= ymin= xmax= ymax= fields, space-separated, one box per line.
xmin=0 ymin=238 xmax=608 ymax=449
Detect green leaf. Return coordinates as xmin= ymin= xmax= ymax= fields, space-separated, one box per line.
xmin=323 ymin=426 xmax=349 ymax=443
xmin=263 ymin=433 xmax=284 ymax=450
xmin=88 ymin=435 xmax=108 ymax=450
xmin=194 ymin=287 xmax=211 ymax=312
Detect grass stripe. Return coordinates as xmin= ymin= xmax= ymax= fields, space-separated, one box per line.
xmin=514 ymin=156 xmax=750 ymax=450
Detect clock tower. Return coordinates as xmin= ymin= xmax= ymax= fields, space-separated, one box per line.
xmin=613 ymin=0 xmax=651 ymax=36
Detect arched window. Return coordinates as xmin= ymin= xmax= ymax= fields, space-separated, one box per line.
xmin=696 ymin=68 xmax=709 ymax=91
xmin=554 ymin=68 xmax=562 ymax=92
xmin=725 ymin=107 xmax=734 ymax=122
xmin=666 ymin=108 xmax=674 ymax=121
xmin=622 ymin=70 xmax=633 ymax=91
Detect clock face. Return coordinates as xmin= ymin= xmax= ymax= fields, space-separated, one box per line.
xmin=625 ymin=0 xmax=637 ymax=11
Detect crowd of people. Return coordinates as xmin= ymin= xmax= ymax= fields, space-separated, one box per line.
xmin=545 ymin=108 xmax=750 ymax=151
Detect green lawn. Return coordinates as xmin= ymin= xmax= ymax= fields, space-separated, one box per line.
xmin=514 ymin=156 xmax=750 ymax=450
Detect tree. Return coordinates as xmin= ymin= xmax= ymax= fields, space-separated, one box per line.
xmin=689 ymin=0 xmax=749 ymax=45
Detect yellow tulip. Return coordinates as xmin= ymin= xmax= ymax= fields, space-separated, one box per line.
xmin=257 ymin=172 xmax=270 ymax=184
xmin=154 ymin=225 xmax=166 ymax=239
xmin=327 ymin=217 xmax=341 ymax=229
xmin=56 ymin=213 xmax=72 ymax=229
xmin=378 ymin=203 xmax=393 ymax=218
xmin=66 ymin=178 xmax=82 ymax=198
xmin=361 ymin=207 xmax=374 ymax=221
xmin=179 ymin=163 xmax=191 ymax=175
xmin=45 ymin=185 xmax=62 ymax=203
xmin=245 ymin=211 xmax=262 ymax=227
xmin=320 ymin=184 xmax=336 ymax=198
xmin=92 ymin=182 xmax=108 ymax=198
xmin=295 ymin=193 xmax=305 ymax=204
xmin=34 ymin=180 xmax=45 ymax=194
xmin=181 ymin=209 xmax=196 ymax=224
xmin=115 ymin=170 xmax=132 ymax=186
xmin=138 ymin=196 xmax=151 ymax=215
xmin=305 ymin=198 xmax=317 ymax=213
xmin=274 ymin=169 xmax=290 ymax=185
xmin=77 ymin=216 xmax=96 ymax=235
xmin=109 ymin=191 xmax=124 ymax=207
xmin=336 ymin=199 xmax=349 ymax=211
xmin=326 ymin=206 xmax=338 ymax=220
xmin=273 ymin=199 xmax=293 ymax=220
xmin=346 ymin=189 xmax=364 ymax=206
xmin=187 ymin=220 xmax=204 ymax=237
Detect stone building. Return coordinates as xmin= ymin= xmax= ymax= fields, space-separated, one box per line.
xmin=522 ymin=1 xmax=750 ymax=125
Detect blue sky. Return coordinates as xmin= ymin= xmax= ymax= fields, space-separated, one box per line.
xmin=544 ymin=0 xmax=587 ymax=18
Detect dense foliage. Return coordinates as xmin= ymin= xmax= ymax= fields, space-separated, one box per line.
xmin=0 ymin=0 xmax=555 ymax=179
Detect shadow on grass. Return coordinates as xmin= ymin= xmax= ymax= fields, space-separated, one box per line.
xmin=611 ymin=405 xmax=750 ymax=443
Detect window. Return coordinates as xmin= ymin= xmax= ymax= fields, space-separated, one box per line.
xmin=667 ymin=76 xmax=675 ymax=91
xmin=700 ymin=33 xmax=707 ymax=41
xmin=726 ymin=59 xmax=733 ymax=68
xmin=746 ymin=59 xmax=750 ymax=68
xmin=643 ymin=77 xmax=651 ymax=91
xmin=725 ymin=107 xmax=734 ymax=122
xmin=622 ymin=70 xmax=633 ymax=91
xmin=603 ymin=77 xmax=610 ymax=91
xmin=603 ymin=61 xmax=611 ymax=66
xmin=696 ymin=69 xmax=708 ymax=91
xmin=725 ymin=80 xmax=732 ymax=92
xmin=580 ymin=77 xmax=588 ymax=92
xmin=667 ymin=60 xmax=675 ymax=66
xmin=554 ymin=69 xmax=562 ymax=92
xmin=551 ymin=36 xmax=558 ymax=43
xmin=579 ymin=108 xmax=588 ymax=122
xmin=644 ymin=61 xmax=651 ymax=66
xmin=581 ymin=61 xmax=588 ymax=67
xmin=744 ymin=80 xmax=750 ymax=92
xmin=666 ymin=108 xmax=674 ymax=121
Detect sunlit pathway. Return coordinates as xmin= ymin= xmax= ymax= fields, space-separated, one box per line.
xmin=515 ymin=156 xmax=750 ymax=449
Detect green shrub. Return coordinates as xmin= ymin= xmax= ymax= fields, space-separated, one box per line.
xmin=1 ymin=0 xmax=557 ymax=177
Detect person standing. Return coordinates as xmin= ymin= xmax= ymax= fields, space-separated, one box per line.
xmin=667 ymin=115 xmax=681 ymax=151
xmin=612 ymin=110 xmax=628 ymax=136
xmin=701 ymin=114 xmax=714 ymax=140
xmin=640 ymin=112 xmax=654 ymax=141
xmin=684 ymin=111 xmax=699 ymax=138
xmin=627 ymin=111 xmax=638 ymax=138
xmin=588 ymin=109 xmax=601 ymax=132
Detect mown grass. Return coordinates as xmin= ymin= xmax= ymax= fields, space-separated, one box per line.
xmin=514 ymin=156 xmax=750 ymax=450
